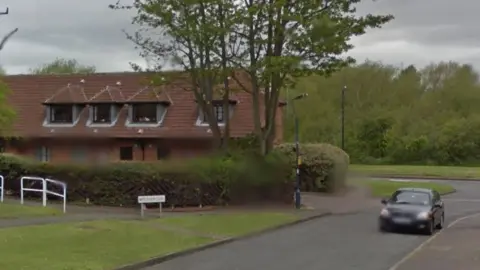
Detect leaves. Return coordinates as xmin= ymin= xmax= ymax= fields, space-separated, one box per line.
xmin=112 ymin=0 xmax=393 ymax=154
xmin=29 ymin=58 xmax=96 ymax=75
xmin=284 ymin=61 xmax=480 ymax=165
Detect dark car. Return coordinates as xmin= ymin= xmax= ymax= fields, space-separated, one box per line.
xmin=378 ymin=187 xmax=445 ymax=235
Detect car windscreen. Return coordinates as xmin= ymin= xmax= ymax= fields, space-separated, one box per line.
xmin=390 ymin=191 xmax=431 ymax=205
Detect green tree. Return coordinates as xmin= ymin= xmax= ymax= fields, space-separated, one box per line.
xmin=111 ymin=0 xmax=240 ymax=150
xmin=113 ymin=0 xmax=393 ymax=155
xmin=30 ymin=58 xmax=96 ymax=74
xmin=285 ymin=60 xmax=480 ymax=165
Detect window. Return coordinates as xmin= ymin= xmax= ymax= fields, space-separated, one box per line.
xmin=119 ymin=146 xmax=133 ymax=160
xmin=202 ymin=104 xmax=225 ymax=123
xmin=132 ymin=104 xmax=157 ymax=123
xmin=92 ymin=104 xmax=111 ymax=123
xmin=71 ymin=147 xmax=87 ymax=162
xmin=35 ymin=146 xmax=50 ymax=162
xmin=157 ymin=146 xmax=171 ymax=160
xmin=49 ymin=105 xmax=73 ymax=123
xmin=391 ymin=191 xmax=431 ymax=205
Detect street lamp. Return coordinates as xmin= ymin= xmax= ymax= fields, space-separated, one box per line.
xmin=289 ymin=93 xmax=308 ymax=209
xmin=341 ymin=86 xmax=346 ymax=150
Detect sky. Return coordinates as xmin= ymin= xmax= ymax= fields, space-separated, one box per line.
xmin=0 ymin=0 xmax=478 ymax=74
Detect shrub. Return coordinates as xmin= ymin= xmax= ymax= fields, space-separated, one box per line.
xmin=0 ymin=153 xmax=293 ymax=207
xmin=274 ymin=143 xmax=349 ymax=193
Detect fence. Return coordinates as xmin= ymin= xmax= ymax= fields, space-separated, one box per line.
xmin=0 ymin=175 xmax=3 ymax=202
xmin=20 ymin=176 xmax=67 ymax=213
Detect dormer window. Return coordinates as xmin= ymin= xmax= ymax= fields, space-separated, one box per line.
xmin=49 ymin=105 xmax=74 ymax=124
xmin=92 ymin=104 xmax=112 ymax=123
xmin=132 ymin=104 xmax=157 ymax=124
xmin=197 ymin=103 xmax=231 ymax=126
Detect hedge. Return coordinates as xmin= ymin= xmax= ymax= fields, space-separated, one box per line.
xmin=0 ymin=153 xmax=293 ymax=207
xmin=274 ymin=143 xmax=350 ymax=193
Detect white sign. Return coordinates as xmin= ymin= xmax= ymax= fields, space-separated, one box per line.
xmin=138 ymin=195 xmax=166 ymax=204
xmin=138 ymin=195 xmax=166 ymax=218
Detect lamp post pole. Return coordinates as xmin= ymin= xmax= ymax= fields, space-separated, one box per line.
xmin=290 ymin=93 xmax=308 ymax=209
xmin=341 ymin=86 xmax=346 ymax=150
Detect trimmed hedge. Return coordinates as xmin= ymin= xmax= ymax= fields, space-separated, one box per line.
xmin=0 ymin=153 xmax=293 ymax=207
xmin=274 ymin=143 xmax=350 ymax=193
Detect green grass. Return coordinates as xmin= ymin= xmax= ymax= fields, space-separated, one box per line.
xmin=0 ymin=203 xmax=61 ymax=218
xmin=365 ymin=180 xmax=456 ymax=198
xmin=350 ymin=164 xmax=480 ymax=179
xmin=0 ymin=212 xmax=297 ymax=270
xmin=155 ymin=212 xmax=298 ymax=237
xmin=0 ymin=219 xmax=212 ymax=270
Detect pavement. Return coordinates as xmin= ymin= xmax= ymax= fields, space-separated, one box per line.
xmin=142 ymin=179 xmax=480 ymax=270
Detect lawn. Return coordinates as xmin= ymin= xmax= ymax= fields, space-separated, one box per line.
xmin=350 ymin=164 xmax=480 ymax=179
xmin=0 ymin=212 xmax=297 ymax=270
xmin=0 ymin=203 xmax=61 ymax=218
xmin=155 ymin=212 xmax=298 ymax=237
xmin=365 ymin=179 xmax=456 ymax=198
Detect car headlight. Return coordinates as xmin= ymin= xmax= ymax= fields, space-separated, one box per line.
xmin=380 ymin=208 xmax=389 ymax=217
xmin=417 ymin=212 xmax=431 ymax=219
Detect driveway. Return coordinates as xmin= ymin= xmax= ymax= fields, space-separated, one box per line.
xmin=143 ymin=180 xmax=480 ymax=270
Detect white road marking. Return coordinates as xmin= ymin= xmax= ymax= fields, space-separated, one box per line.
xmin=388 ymin=212 xmax=480 ymax=270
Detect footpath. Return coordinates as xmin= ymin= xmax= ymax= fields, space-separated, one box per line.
xmin=0 ymin=185 xmax=378 ymax=229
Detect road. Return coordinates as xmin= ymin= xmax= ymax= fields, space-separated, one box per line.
xmin=143 ymin=180 xmax=480 ymax=270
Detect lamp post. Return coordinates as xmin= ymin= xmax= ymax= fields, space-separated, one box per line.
xmin=290 ymin=93 xmax=308 ymax=209
xmin=341 ymin=86 xmax=346 ymax=150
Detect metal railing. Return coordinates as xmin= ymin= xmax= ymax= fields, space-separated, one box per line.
xmin=20 ymin=176 xmax=67 ymax=213
xmin=0 ymin=175 xmax=3 ymax=202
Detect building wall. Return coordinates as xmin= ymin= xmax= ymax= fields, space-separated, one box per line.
xmin=5 ymin=138 xmax=214 ymax=163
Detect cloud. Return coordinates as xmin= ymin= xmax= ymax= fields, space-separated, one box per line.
xmin=0 ymin=0 xmax=479 ymax=74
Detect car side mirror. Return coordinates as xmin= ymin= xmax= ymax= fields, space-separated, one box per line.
xmin=381 ymin=198 xmax=387 ymax=205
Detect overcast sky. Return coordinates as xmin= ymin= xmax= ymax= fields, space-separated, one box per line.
xmin=0 ymin=0 xmax=478 ymax=74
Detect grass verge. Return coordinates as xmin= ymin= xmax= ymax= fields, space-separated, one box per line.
xmin=0 ymin=212 xmax=297 ymax=270
xmin=0 ymin=203 xmax=61 ymax=219
xmin=154 ymin=212 xmax=298 ymax=237
xmin=365 ymin=180 xmax=456 ymax=198
xmin=350 ymin=164 xmax=480 ymax=179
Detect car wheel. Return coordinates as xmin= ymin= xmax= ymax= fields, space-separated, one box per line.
xmin=379 ymin=222 xmax=389 ymax=233
xmin=424 ymin=220 xmax=435 ymax=235
xmin=436 ymin=214 xmax=445 ymax=229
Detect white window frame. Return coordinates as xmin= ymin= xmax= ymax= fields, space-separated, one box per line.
xmin=35 ymin=146 xmax=50 ymax=162
xmin=125 ymin=104 xmax=168 ymax=127
xmin=196 ymin=104 xmax=233 ymax=127
xmin=43 ymin=105 xmax=81 ymax=127
xmin=86 ymin=104 xmax=119 ymax=127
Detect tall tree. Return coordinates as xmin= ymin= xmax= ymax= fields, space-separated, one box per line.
xmin=111 ymin=0 xmax=237 ymax=150
xmin=114 ymin=0 xmax=393 ymax=154
xmin=30 ymin=58 xmax=96 ymax=74
xmin=0 ymin=7 xmax=18 ymax=52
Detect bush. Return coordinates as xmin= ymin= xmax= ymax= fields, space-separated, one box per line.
xmin=0 ymin=153 xmax=293 ymax=207
xmin=274 ymin=143 xmax=350 ymax=193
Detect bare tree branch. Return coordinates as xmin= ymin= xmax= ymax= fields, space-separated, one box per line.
xmin=0 ymin=7 xmax=18 ymax=51
xmin=0 ymin=28 xmax=18 ymax=51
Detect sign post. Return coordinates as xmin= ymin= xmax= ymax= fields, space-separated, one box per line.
xmin=137 ymin=195 xmax=166 ymax=219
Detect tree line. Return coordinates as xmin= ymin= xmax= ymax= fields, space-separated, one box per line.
xmin=284 ymin=61 xmax=480 ymax=165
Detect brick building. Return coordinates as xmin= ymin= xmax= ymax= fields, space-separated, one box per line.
xmin=1 ymin=72 xmax=284 ymax=162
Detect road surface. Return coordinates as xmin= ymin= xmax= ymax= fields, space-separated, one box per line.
xmin=143 ymin=180 xmax=480 ymax=270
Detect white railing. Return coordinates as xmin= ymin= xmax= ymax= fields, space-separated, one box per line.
xmin=20 ymin=176 xmax=67 ymax=213
xmin=0 ymin=175 xmax=4 ymax=202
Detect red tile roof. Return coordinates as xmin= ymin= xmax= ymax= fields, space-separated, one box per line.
xmin=3 ymin=72 xmax=259 ymax=138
